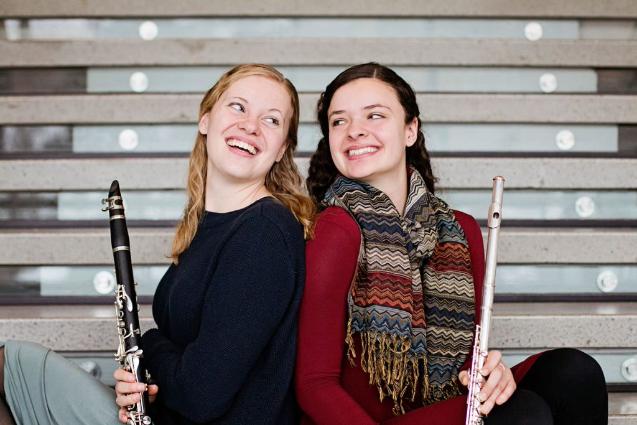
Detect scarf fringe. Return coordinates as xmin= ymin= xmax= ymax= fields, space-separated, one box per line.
xmin=347 ymin=328 xmax=463 ymax=415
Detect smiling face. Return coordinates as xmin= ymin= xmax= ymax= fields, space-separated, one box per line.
xmin=327 ymin=78 xmax=418 ymax=191
xmin=198 ymin=75 xmax=291 ymax=186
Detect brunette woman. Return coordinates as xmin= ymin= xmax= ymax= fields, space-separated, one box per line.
xmin=295 ymin=63 xmax=607 ymax=425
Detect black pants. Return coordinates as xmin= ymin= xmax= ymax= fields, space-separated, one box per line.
xmin=485 ymin=348 xmax=608 ymax=425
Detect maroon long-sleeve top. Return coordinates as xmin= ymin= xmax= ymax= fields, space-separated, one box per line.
xmin=296 ymin=207 xmax=539 ymax=425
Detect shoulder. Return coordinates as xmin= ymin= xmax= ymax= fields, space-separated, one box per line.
xmin=453 ymin=209 xmax=484 ymax=258
xmin=312 ymin=206 xmax=361 ymax=246
xmin=238 ymin=197 xmax=305 ymax=248
xmin=453 ymin=210 xmax=481 ymax=239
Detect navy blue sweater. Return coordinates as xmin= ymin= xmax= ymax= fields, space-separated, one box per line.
xmin=141 ymin=197 xmax=305 ymax=425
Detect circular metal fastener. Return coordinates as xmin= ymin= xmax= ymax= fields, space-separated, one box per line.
xmin=138 ymin=21 xmax=158 ymax=40
xmin=78 ymin=360 xmax=102 ymax=379
xmin=621 ymin=357 xmax=637 ymax=382
xmin=575 ymin=196 xmax=595 ymax=218
xmin=539 ymin=73 xmax=558 ymax=93
xmin=129 ymin=72 xmax=149 ymax=93
xmin=596 ymin=270 xmax=619 ymax=293
xmin=525 ymin=22 xmax=543 ymax=41
xmin=4 ymin=20 xmax=21 ymax=41
xmin=118 ymin=129 xmax=139 ymax=151
xmin=555 ymin=130 xmax=575 ymax=150
xmin=93 ymin=271 xmax=116 ymax=295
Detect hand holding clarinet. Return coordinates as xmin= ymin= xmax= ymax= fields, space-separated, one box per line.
xmin=103 ymin=180 xmax=157 ymax=425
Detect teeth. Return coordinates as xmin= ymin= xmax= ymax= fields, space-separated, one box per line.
xmin=227 ymin=139 xmax=257 ymax=155
xmin=348 ymin=147 xmax=378 ymax=157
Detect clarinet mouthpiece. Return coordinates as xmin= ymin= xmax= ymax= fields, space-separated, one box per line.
xmin=109 ymin=179 xmax=120 ymax=197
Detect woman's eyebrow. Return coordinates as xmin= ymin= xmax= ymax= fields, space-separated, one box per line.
xmin=228 ymin=96 xmax=249 ymax=103
xmin=363 ymin=104 xmax=390 ymax=110
xmin=227 ymin=96 xmax=282 ymax=114
xmin=329 ymin=104 xmax=390 ymax=118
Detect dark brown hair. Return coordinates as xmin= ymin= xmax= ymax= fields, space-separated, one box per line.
xmin=306 ymin=62 xmax=437 ymax=206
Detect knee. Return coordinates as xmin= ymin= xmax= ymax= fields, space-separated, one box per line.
xmin=488 ymin=389 xmax=553 ymax=425
xmin=518 ymin=390 xmax=553 ymax=425
xmin=542 ymin=348 xmax=605 ymax=386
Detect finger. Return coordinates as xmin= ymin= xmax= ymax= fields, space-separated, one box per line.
xmin=496 ymin=379 xmax=517 ymax=405
xmin=113 ymin=368 xmax=136 ymax=383
xmin=458 ymin=371 xmax=469 ymax=387
xmin=495 ymin=370 xmax=517 ymax=405
xmin=480 ymin=350 xmax=502 ymax=376
xmin=119 ymin=408 xmax=128 ymax=424
xmin=115 ymin=381 xmax=146 ymax=396
xmin=481 ymin=365 xmax=508 ymax=416
xmin=115 ymin=392 xmax=141 ymax=408
xmin=479 ymin=362 xmax=503 ymax=401
xmin=480 ymin=386 xmax=500 ymax=416
xmin=491 ymin=365 xmax=510 ymax=400
xmin=147 ymin=384 xmax=159 ymax=396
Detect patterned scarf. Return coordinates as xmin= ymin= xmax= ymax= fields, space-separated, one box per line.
xmin=323 ymin=169 xmax=475 ymax=414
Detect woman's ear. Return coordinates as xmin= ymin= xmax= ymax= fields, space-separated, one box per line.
xmin=405 ymin=117 xmax=419 ymax=147
xmin=198 ymin=113 xmax=210 ymax=135
xmin=275 ymin=142 xmax=288 ymax=163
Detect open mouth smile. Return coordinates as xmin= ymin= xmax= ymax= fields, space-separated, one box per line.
xmin=226 ymin=138 xmax=258 ymax=156
xmin=347 ymin=146 xmax=379 ymax=158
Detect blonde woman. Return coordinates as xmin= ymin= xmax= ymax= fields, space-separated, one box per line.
xmin=0 ymin=64 xmax=313 ymax=425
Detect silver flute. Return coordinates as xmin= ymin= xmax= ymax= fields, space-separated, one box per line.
xmin=465 ymin=176 xmax=505 ymax=425
xmin=103 ymin=180 xmax=153 ymax=425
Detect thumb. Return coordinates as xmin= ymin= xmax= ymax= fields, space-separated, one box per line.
xmin=458 ymin=370 xmax=469 ymax=386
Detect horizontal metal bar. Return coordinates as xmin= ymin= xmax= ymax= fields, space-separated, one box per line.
xmin=2 ymin=157 xmax=635 ymax=191
xmin=1 ymin=0 xmax=635 ymax=18
xmin=2 ymin=39 xmax=636 ymax=67
xmin=0 ymin=227 xmax=635 ymax=264
xmin=1 ymin=94 xmax=636 ymax=124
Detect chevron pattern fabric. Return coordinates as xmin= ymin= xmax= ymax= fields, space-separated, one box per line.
xmin=324 ymin=169 xmax=475 ymax=414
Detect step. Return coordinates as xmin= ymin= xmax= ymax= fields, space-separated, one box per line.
xmin=609 ymin=393 xmax=637 ymax=425
xmin=0 ymin=303 xmax=634 ymax=351
xmin=1 ymin=228 xmax=636 ymax=265
xmin=2 ymin=157 xmax=636 ymax=191
xmin=3 ymin=39 xmax=636 ymax=68
xmin=1 ymin=0 xmax=635 ymax=18
xmin=2 ymin=94 xmax=637 ymax=124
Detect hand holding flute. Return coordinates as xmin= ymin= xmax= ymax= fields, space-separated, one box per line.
xmin=462 ymin=177 xmax=516 ymax=423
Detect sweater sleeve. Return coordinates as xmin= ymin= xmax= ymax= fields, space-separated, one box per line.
xmin=453 ymin=210 xmax=486 ymax=373
xmin=295 ymin=207 xmax=378 ymax=425
xmin=141 ymin=216 xmax=298 ymax=423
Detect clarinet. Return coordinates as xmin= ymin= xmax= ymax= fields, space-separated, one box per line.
xmin=102 ymin=180 xmax=153 ymax=425
xmin=465 ymin=176 xmax=505 ymax=425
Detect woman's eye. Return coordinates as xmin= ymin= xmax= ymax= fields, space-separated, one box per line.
xmin=264 ymin=117 xmax=280 ymax=126
xmin=229 ymin=102 xmax=245 ymax=112
xmin=369 ymin=113 xmax=384 ymax=120
xmin=331 ymin=118 xmax=345 ymax=127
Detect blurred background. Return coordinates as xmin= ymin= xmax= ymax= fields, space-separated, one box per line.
xmin=0 ymin=1 xmax=635 ymax=421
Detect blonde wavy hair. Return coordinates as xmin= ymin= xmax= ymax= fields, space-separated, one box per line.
xmin=171 ymin=64 xmax=315 ymax=263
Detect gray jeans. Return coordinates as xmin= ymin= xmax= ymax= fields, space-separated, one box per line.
xmin=2 ymin=340 xmax=121 ymax=425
